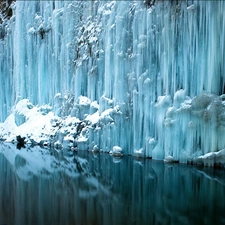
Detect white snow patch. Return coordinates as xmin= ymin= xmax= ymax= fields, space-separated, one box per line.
xmin=164 ymin=156 xmax=179 ymax=163
xmin=78 ymin=96 xmax=91 ymax=106
xmin=85 ymin=111 xmax=100 ymax=125
xmin=133 ymin=148 xmax=145 ymax=158
xmin=110 ymin=146 xmax=123 ymax=157
xmin=194 ymin=149 xmax=225 ymax=167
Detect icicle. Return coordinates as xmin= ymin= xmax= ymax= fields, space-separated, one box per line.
xmin=0 ymin=0 xmax=225 ymax=165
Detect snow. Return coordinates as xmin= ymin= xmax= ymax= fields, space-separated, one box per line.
xmin=0 ymin=1 xmax=225 ymax=166
xmin=0 ymin=100 xmax=57 ymax=143
xmin=110 ymin=145 xmax=123 ymax=157
xmin=187 ymin=4 xmax=195 ymax=11
xmin=194 ymin=149 xmax=225 ymax=167
xmin=85 ymin=111 xmax=99 ymax=125
xmin=78 ymin=96 xmax=91 ymax=106
xmin=134 ymin=148 xmax=145 ymax=158
xmin=164 ymin=156 xmax=179 ymax=164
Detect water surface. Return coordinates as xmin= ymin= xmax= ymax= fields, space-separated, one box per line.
xmin=0 ymin=144 xmax=225 ymax=225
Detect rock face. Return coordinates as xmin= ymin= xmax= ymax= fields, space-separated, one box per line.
xmin=0 ymin=1 xmax=225 ymax=165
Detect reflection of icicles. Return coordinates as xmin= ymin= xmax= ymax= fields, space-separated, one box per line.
xmin=79 ymin=176 xmax=113 ymax=199
xmin=194 ymin=169 xmax=225 ymax=187
xmin=112 ymin=157 xmax=122 ymax=164
xmin=0 ymin=143 xmax=89 ymax=180
xmin=0 ymin=144 xmax=225 ymax=225
xmin=187 ymin=4 xmax=195 ymax=11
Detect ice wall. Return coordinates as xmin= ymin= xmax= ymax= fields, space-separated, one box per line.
xmin=1 ymin=0 xmax=225 ymax=163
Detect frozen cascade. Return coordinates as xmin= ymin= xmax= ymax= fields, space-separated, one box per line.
xmin=0 ymin=0 xmax=225 ymax=165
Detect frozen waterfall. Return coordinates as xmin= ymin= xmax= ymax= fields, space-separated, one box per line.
xmin=0 ymin=0 xmax=225 ymax=165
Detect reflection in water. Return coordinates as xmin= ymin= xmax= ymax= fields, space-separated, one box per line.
xmin=0 ymin=144 xmax=225 ymax=225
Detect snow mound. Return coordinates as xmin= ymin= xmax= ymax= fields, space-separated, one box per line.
xmin=193 ymin=149 xmax=225 ymax=167
xmin=110 ymin=146 xmax=123 ymax=158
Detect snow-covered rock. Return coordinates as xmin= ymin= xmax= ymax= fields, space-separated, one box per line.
xmin=110 ymin=146 xmax=123 ymax=158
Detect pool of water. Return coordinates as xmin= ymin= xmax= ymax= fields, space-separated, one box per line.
xmin=0 ymin=143 xmax=225 ymax=225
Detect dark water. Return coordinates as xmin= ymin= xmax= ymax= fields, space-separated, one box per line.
xmin=0 ymin=144 xmax=225 ymax=225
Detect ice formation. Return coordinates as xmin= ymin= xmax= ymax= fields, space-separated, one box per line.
xmin=0 ymin=0 xmax=225 ymax=166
